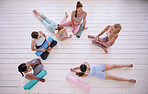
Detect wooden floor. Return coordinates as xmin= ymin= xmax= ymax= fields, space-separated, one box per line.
xmin=0 ymin=0 xmax=148 ymax=94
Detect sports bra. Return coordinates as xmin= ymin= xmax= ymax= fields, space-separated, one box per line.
xmin=73 ymin=11 xmax=85 ymax=21
xmin=23 ymin=66 xmax=34 ymax=76
xmin=84 ymin=65 xmax=91 ymax=75
xmin=106 ymin=27 xmax=112 ymax=39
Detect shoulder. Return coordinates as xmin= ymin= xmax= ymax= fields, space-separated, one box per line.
xmin=31 ymin=40 xmax=36 ymax=43
xmin=84 ymin=11 xmax=87 ymax=16
xmin=71 ymin=11 xmax=75 ymax=15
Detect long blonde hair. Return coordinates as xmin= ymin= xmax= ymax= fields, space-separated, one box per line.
xmin=109 ymin=24 xmax=122 ymax=39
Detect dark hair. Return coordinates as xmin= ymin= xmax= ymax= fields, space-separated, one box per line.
xmin=76 ymin=64 xmax=87 ymax=77
xmin=18 ymin=63 xmax=27 ymax=77
xmin=75 ymin=1 xmax=83 ymax=18
xmin=76 ymin=72 xmax=85 ymax=76
xmin=55 ymin=24 xmax=63 ymax=31
xmin=80 ymin=64 xmax=87 ymax=72
xmin=31 ymin=31 xmax=38 ymax=39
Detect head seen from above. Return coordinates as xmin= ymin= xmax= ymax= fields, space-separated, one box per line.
xmin=76 ymin=64 xmax=87 ymax=77
xmin=110 ymin=24 xmax=122 ymax=35
xmin=31 ymin=31 xmax=42 ymax=39
xmin=55 ymin=24 xmax=65 ymax=34
xmin=18 ymin=63 xmax=29 ymax=77
xmin=75 ymin=1 xmax=83 ymax=17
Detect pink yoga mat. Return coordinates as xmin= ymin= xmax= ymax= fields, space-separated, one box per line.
xmin=66 ymin=75 xmax=90 ymax=92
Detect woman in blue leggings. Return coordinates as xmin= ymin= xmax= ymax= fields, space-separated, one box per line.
xmin=33 ymin=10 xmax=72 ymax=41
xmin=70 ymin=62 xmax=136 ymax=83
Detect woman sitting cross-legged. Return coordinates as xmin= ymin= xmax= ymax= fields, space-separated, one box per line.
xmin=31 ymin=31 xmax=57 ymax=60
xmin=88 ymin=24 xmax=122 ymax=54
xmin=18 ymin=59 xmax=45 ymax=82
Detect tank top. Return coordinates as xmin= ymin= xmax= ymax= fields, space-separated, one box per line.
xmin=23 ymin=66 xmax=34 ymax=76
xmin=106 ymin=27 xmax=112 ymax=40
xmin=32 ymin=34 xmax=45 ymax=46
xmin=73 ymin=11 xmax=85 ymax=21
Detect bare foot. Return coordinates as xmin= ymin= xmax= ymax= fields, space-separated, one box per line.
xmin=65 ymin=12 xmax=68 ymax=19
xmin=84 ymin=27 xmax=88 ymax=30
xmin=88 ymin=35 xmax=95 ymax=38
xmin=128 ymin=64 xmax=133 ymax=68
xmin=129 ymin=79 xmax=136 ymax=83
xmin=33 ymin=10 xmax=39 ymax=16
xmin=103 ymin=47 xmax=108 ymax=54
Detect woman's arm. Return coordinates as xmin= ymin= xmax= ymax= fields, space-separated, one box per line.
xmin=25 ymin=74 xmax=45 ymax=82
xmin=70 ymin=68 xmax=79 ymax=73
xmin=31 ymin=41 xmax=45 ymax=52
xmin=39 ymin=31 xmax=51 ymax=46
xmin=74 ymin=66 xmax=80 ymax=70
xmin=83 ymin=12 xmax=87 ymax=28
xmin=28 ymin=62 xmax=41 ymax=66
xmin=96 ymin=25 xmax=111 ymax=37
xmin=96 ymin=35 xmax=118 ymax=46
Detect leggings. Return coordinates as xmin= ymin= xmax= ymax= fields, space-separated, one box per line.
xmin=92 ymin=36 xmax=115 ymax=48
xmin=41 ymin=16 xmax=57 ymax=33
xmin=26 ymin=59 xmax=43 ymax=76
xmin=60 ymin=18 xmax=81 ymax=34
xmin=36 ymin=40 xmax=57 ymax=60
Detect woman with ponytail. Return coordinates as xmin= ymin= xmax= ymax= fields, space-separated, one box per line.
xmin=70 ymin=62 xmax=136 ymax=83
xmin=60 ymin=1 xmax=87 ymax=36
xmin=18 ymin=59 xmax=45 ymax=82
xmin=33 ymin=10 xmax=72 ymax=41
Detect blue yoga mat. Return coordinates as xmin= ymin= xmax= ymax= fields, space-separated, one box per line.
xmin=24 ymin=69 xmax=47 ymax=90
xmin=35 ymin=36 xmax=53 ymax=56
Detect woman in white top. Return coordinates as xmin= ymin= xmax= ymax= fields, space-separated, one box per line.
xmin=18 ymin=59 xmax=45 ymax=82
xmin=88 ymin=24 xmax=122 ymax=54
xmin=31 ymin=31 xmax=57 ymax=60
xmin=31 ymin=31 xmax=51 ymax=52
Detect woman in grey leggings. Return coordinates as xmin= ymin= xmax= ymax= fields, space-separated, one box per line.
xmin=88 ymin=24 xmax=122 ymax=54
xmin=18 ymin=59 xmax=45 ymax=82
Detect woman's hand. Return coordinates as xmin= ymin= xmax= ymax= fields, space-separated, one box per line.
xmin=41 ymin=47 xmax=46 ymax=52
xmin=69 ymin=34 xmax=72 ymax=38
xmin=40 ymin=78 xmax=45 ymax=82
xmin=72 ymin=27 xmax=75 ymax=33
xmin=70 ymin=68 xmax=75 ymax=72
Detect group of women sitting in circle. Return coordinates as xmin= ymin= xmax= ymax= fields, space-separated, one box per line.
xmin=18 ymin=1 xmax=136 ymax=85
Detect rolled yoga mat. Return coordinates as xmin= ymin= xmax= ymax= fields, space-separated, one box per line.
xmin=66 ymin=75 xmax=90 ymax=92
xmin=35 ymin=36 xmax=53 ymax=56
xmin=76 ymin=22 xmax=86 ymax=38
xmin=24 ymin=69 xmax=47 ymax=90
